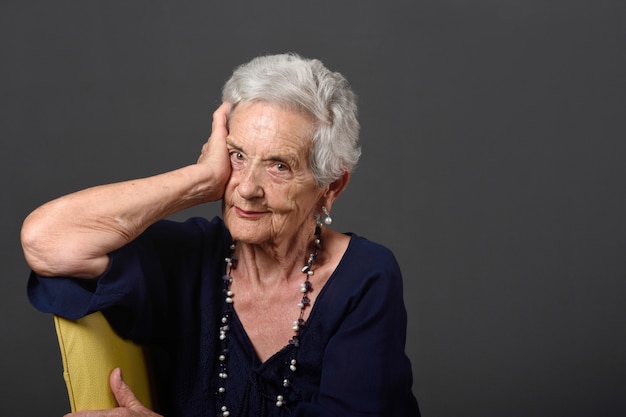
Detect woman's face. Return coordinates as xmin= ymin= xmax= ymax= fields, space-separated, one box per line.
xmin=222 ymin=101 xmax=325 ymax=248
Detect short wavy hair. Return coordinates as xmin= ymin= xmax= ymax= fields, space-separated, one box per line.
xmin=222 ymin=53 xmax=361 ymax=187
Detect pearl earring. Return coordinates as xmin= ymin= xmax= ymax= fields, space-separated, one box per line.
xmin=322 ymin=206 xmax=332 ymax=225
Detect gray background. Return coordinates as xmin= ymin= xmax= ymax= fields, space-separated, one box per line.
xmin=2 ymin=1 xmax=625 ymax=416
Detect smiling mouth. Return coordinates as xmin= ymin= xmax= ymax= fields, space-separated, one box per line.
xmin=234 ymin=206 xmax=267 ymax=219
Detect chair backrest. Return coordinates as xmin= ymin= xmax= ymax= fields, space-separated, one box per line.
xmin=53 ymin=311 xmax=153 ymax=412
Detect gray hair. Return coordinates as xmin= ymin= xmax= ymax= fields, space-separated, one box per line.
xmin=222 ymin=53 xmax=361 ymax=187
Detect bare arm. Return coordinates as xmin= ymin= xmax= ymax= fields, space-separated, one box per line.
xmin=21 ymin=103 xmax=231 ymax=279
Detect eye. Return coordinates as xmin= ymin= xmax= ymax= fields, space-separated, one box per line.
xmin=275 ymin=162 xmax=289 ymax=172
xmin=267 ymin=158 xmax=295 ymax=178
xmin=229 ymin=151 xmax=245 ymax=167
xmin=269 ymin=161 xmax=291 ymax=174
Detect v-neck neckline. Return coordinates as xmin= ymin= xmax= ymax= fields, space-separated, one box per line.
xmin=224 ymin=234 xmax=355 ymax=368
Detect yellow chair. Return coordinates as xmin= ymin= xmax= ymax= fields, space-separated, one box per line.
xmin=53 ymin=311 xmax=154 ymax=412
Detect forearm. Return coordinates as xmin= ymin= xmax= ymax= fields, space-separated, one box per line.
xmin=21 ymin=163 xmax=219 ymax=279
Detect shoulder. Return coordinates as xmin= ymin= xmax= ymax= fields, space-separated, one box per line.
xmin=143 ymin=216 xmax=230 ymax=245
xmin=126 ymin=216 xmax=232 ymax=268
xmin=322 ymin=232 xmax=404 ymax=302
xmin=313 ymin=233 xmax=408 ymax=330
xmin=344 ymin=233 xmax=400 ymax=273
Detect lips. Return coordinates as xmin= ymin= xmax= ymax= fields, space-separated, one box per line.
xmin=234 ymin=206 xmax=267 ymax=219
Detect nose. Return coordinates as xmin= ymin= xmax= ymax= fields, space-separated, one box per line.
xmin=236 ymin=166 xmax=264 ymax=199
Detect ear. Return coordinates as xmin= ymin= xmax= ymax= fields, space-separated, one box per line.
xmin=320 ymin=171 xmax=351 ymax=212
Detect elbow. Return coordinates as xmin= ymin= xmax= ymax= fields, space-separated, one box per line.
xmin=21 ymin=214 xmax=57 ymax=276
xmin=21 ymin=214 xmax=109 ymax=279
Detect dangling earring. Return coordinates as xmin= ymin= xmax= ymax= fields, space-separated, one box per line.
xmin=321 ymin=206 xmax=333 ymax=225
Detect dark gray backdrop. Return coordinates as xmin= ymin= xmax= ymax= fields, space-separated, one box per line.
xmin=2 ymin=1 xmax=625 ymax=416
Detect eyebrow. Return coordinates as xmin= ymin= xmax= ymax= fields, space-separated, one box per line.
xmin=226 ymin=138 xmax=241 ymax=150
xmin=226 ymin=138 xmax=300 ymax=167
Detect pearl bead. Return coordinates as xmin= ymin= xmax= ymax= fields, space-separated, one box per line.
xmin=219 ymin=229 xmax=321 ymax=411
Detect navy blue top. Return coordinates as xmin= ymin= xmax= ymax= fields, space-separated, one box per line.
xmin=28 ymin=217 xmax=420 ymax=417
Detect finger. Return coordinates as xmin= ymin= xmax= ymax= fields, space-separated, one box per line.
xmin=210 ymin=102 xmax=231 ymax=139
xmin=63 ymin=410 xmax=115 ymax=417
xmin=110 ymin=368 xmax=143 ymax=409
xmin=197 ymin=102 xmax=230 ymax=164
xmin=198 ymin=103 xmax=232 ymax=162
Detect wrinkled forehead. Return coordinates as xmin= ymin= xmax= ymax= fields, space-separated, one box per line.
xmin=228 ymin=99 xmax=319 ymax=129
xmin=227 ymin=101 xmax=316 ymax=157
xmin=230 ymin=101 xmax=315 ymax=136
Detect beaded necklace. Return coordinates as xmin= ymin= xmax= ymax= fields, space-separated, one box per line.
xmin=216 ymin=222 xmax=322 ymax=417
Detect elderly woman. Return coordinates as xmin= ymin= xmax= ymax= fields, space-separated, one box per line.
xmin=22 ymin=53 xmax=420 ymax=417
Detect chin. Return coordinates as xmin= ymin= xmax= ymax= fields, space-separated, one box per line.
xmin=224 ymin=218 xmax=266 ymax=244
